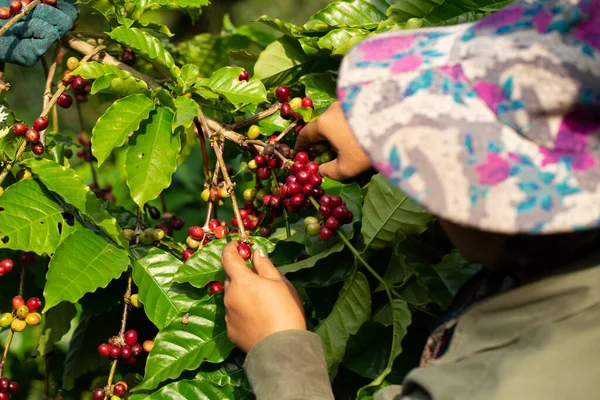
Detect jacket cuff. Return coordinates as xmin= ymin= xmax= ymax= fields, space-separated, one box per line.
xmin=244 ymin=330 xmax=334 ymax=400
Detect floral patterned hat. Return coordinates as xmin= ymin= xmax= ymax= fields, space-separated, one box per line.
xmin=337 ymin=0 xmax=600 ymax=234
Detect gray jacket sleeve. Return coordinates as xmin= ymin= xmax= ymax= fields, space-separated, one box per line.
xmin=243 ymin=330 xmax=335 ymax=400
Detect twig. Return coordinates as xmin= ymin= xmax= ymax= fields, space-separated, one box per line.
xmin=18 ymin=266 xmax=25 ymax=296
xmin=273 ymin=120 xmax=298 ymax=143
xmin=202 ymin=163 xmax=221 ymax=232
xmin=159 ymin=193 xmax=168 ymax=213
xmin=0 ymin=330 xmax=14 ymax=376
xmin=41 ymin=45 xmax=62 ymax=145
xmin=0 ymin=0 xmax=41 ymax=40
xmin=227 ymin=104 xmax=280 ymax=131
xmin=193 ymin=119 xmax=211 ymax=186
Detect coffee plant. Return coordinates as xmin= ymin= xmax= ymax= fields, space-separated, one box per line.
xmin=0 ymin=0 xmax=506 ymax=398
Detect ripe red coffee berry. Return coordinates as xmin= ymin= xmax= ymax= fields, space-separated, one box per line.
xmin=290 ymin=161 xmax=305 ymax=175
xmin=0 ymin=392 xmax=8 ymax=400
xmin=43 ymin=0 xmax=57 ymax=5
xmin=114 ymin=383 xmax=127 ymax=396
xmin=295 ymin=152 xmax=309 ymax=163
xmin=275 ymin=86 xmax=291 ymax=102
xmin=280 ymin=102 xmax=293 ymax=119
xmin=325 ymin=217 xmax=340 ymax=230
xmin=61 ymin=70 xmax=75 ymax=85
xmin=125 ymin=329 xmax=138 ymax=345
xmin=332 ymin=206 xmax=348 ymax=221
xmin=98 ymin=343 xmax=110 ymax=357
xmin=257 ymin=166 xmax=271 ymax=180
xmin=310 ymin=174 xmax=323 ymax=187
xmin=319 ymin=205 xmax=332 ymax=218
xmin=32 ymin=142 xmax=45 ymax=156
xmin=209 ymin=281 xmax=224 ymax=294
xmin=330 ymin=195 xmax=343 ymax=208
xmin=0 ymin=377 xmax=10 ymax=391
xmin=270 ymin=195 xmax=281 ymax=208
xmin=302 ymin=97 xmax=313 ymax=108
xmin=25 ymin=297 xmax=42 ymax=312
xmin=209 ymin=219 xmax=220 ymax=231
xmin=320 ymin=226 xmax=335 ymax=240
xmin=57 ymin=93 xmax=73 ymax=108
xmin=0 ymin=8 xmax=11 ymax=19
xmin=306 ymin=162 xmax=319 ymax=175
xmin=122 ymin=49 xmax=136 ymax=66
xmin=25 ymin=129 xmax=39 ymax=143
xmin=183 ymin=249 xmax=194 ymax=261
xmin=131 ymin=343 xmax=143 ymax=356
xmin=291 ymin=194 xmax=305 ymax=208
xmin=92 ymin=388 xmax=105 ymax=400
xmin=296 ymin=170 xmax=311 ymax=185
xmin=12 ymin=123 xmax=28 ymax=136
xmin=188 ymin=226 xmax=205 ymax=240
xmin=8 ymin=381 xmax=19 ymax=393
xmin=286 ymin=175 xmax=298 ymax=185
xmin=12 ymin=296 xmax=24 ymax=310
xmin=0 ymin=259 xmax=13 ymax=273
xmin=214 ymin=226 xmax=229 ymax=239
xmin=121 ymin=345 xmax=132 ymax=359
xmin=19 ymin=251 xmax=35 ymax=266
xmin=9 ymin=0 xmax=21 ymax=14
xmin=262 ymin=194 xmax=272 ymax=207
xmin=71 ymin=76 xmax=86 ymax=92
xmin=238 ymin=70 xmax=250 ymax=82
xmin=255 ymin=155 xmax=266 ymax=165
xmin=288 ymin=182 xmax=302 ymax=195
xmin=110 ymin=346 xmax=121 ymax=358
xmin=237 ymin=243 xmax=252 ymax=261
xmin=302 ymin=184 xmax=314 ymax=196
xmin=33 ymin=116 xmax=49 ymax=131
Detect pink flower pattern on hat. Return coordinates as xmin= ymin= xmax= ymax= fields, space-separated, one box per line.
xmin=475 ymin=153 xmax=512 ymax=185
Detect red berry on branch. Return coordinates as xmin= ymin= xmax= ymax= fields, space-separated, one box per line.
xmin=131 ymin=343 xmax=143 ymax=357
xmin=0 ymin=259 xmax=13 ymax=273
xmin=270 ymin=196 xmax=281 ymax=208
xmin=255 ymin=155 xmax=266 ymax=165
xmin=238 ymin=70 xmax=250 ymax=82
xmin=43 ymin=0 xmax=57 ymax=5
xmin=280 ymin=184 xmax=289 ymax=198
xmin=121 ymin=344 xmax=133 ymax=359
xmin=9 ymin=1 xmax=21 ymax=14
xmin=71 ymin=76 xmax=86 ymax=92
xmin=239 ymin=209 xmax=249 ymax=219
xmin=290 ymin=161 xmax=305 ymax=175
xmin=124 ymin=356 xmax=137 ymax=365
xmin=0 ymin=8 xmax=12 ymax=20
xmin=325 ymin=217 xmax=340 ymax=230
xmin=110 ymin=346 xmax=121 ymax=358
xmin=125 ymin=329 xmax=138 ymax=345
xmin=57 ymin=93 xmax=73 ymax=108
xmin=291 ymin=194 xmax=305 ymax=208
xmin=319 ymin=206 xmax=331 ymax=218
xmin=262 ymin=195 xmax=272 ymax=207
xmin=183 ymin=249 xmax=194 ymax=262
xmin=310 ymin=174 xmax=323 ymax=187
xmin=8 ymin=381 xmax=19 ymax=393
xmin=286 ymin=175 xmax=297 ymax=185
xmin=313 ymin=186 xmax=325 ymax=199
xmin=114 ymin=383 xmax=127 ymax=396
xmin=268 ymin=157 xmax=278 ymax=169
xmin=92 ymin=388 xmax=105 ymax=400
xmin=330 ymin=195 xmax=343 ymax=208
xmin=122 ymin=49 xmax=136 ymax=66
xmin=320 ymin=195 xmax=332 ymax=207
xmin=341 ymin=209 xmax=354 ymax=224
xmin=12 ymin=123 xmax=28 ymax=136
xmin=98 ymin=343 xmax=110 ymax=357
xmin=61 ymin=70 xmax=75 ymax=85
xmin=214 ymin=226 xmax=229 ymax=239
xmin=288 ymin=182 xmax=302 ymax=195
xmin=302 ymin=97 xmax=313 ymax=108
xmin=25 ymin=297 xmax=41 ymax=312
xmin=173 ymin=217 xmax=185 ymax=230
xmin=280 ymin=102 xmax=292 ymax=119
xmin=275 ymin=86 xmax=290 ymax=102
xmin=209 ymin=281 xmax=224 ymax=294
xmin=188 ymin=225 xmax=205 ymax=240
xmin=0 ymin=377 xmax=10 ymax=392
xmin=11 ymin=296 xmax=24 ymax=310
xmin=33 ymin=142 xmax=45 ymax=156
xmin=320 ymin=226 xmax=335 ymax=240
xmin=257 ymin=166 xmax=271 ymax=180
xmin=306 ymin=162 xmax=319 ymax=175
xmin=296 ymin=171 xmax=311 ymax=185
xmin=0 ymin=392 xmax=8 ymax=400
xmin=237 ymin=243 xmax=252 ymax=260
xmin=209 ymin=219 xmax=220 ymax=231
xmin=302 ymin=184 xmax=314 ymax=196
xmin=332 ymin=206 xmax=347 ymax=221
xmin=33 ymin=116 xmax=49 ymax=131
xmin=25 ymin=128 xmax=39 ymax=143
xmin=295 ymin=152 xmax=309 ymax=163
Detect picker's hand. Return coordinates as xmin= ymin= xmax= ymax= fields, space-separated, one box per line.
xmin=295 ymin=102 xmax=371 ymax=181
xmin=221 ymin=241 xmax=306 ymax=353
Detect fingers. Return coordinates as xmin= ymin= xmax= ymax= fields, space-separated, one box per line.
xmin=221 ymin=241 xmax=254 ymax=281
xmin=251 ymin=247 xmax=283 ymax=280
xmin=294 ymin=119 xmax=323 ymax=152
xmin=319 ymin=160 xmax=344 ymax=181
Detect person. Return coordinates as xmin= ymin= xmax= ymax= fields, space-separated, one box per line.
xmin=221 ymin=0 xmax=600 ymax=398
xmin=0 ymin=0 xmax=77 ymax=67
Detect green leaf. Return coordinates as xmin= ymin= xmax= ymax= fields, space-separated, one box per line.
xmin=131 ymin=379 xmax=236 ymax=400
xmin=175 ymin=236 xmax=275 ymax=289
xmin=254 ymin=36 xmax=307 ymax=88
xmin=362 ymin=174 xmax=433 ymax=249
xmin=36 ymin=302 xmax=77 ymax=356
xmin=116 ymin=16 xmax=174 ymax=37
xmin=137 ymin=0 xmax=210 ymax=13
xmin=78 ymin=0 xmax=116 ymax=20
xmin=316 ymin=271 xmax=371 ymax=369
xmin=300 ymin=73 xmax=338 ymax=110
xmin=23 ymin=159 xmax=127 ymax=248
xmin=386 ymin=0 xmax=445 ymax=21
xmin=318 ymin=28 xmax=371 ymax=55
xmin=131 ymin=246 xmax=202 ymax=330
xmin=72 ymin=61 xmax=132 ymax=80
xmin=126 ymin=107 xmax=181 ymax=209
xmin=173 ymin=96 xmax=199 ymax=131
xmin=44 ymin=230 xmax=129 ymax=311
xmin=304 ymin=0 xmax=396 ymax=31
xmin=421 ymin=0 xmax=509 ymax=26
xmin=197 ymin=67 xmax=267 ymax=109
xmin=256 ymin=15 xmax=305 ymax=37
xmin=194 ymin=358 xmax=250 ymax=389
xmin=257 ymin=112 xmax=291 ymax=136
xmin=279 ymin=241 xmax=345 ymax=275
xmin=432 ymin=250 xmax=481 ymax=296
xmin=91 ymin=94 xmax=155 ymax=166
xmin=135 ymin=299 xmax=235 ymax=391
xmin=0 ymin=179 xmax=81 ymax=255
xmin=342 ymin=322 xmax=391 ymax=379
xmin=90 ymin=75 xmax=149 ymax=96
xmin=108 ymin=26 xmax=179 ymax=80
xmin=180 ymin=64 xmax=200 ymax=92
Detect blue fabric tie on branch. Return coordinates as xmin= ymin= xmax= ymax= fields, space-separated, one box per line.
xmin=0 ymin=0 xmax=78 ymax=67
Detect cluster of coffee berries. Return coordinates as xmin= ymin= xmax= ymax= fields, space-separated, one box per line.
xmin=154 ymin=212 xmax=185 ymax=237
xmin=76 ymin=133 xmax=93 ymax=161
xmin=0 ymin=259 xmax=14 ymax=277
xmin=97 ymin=329 xmax=147 ymax=364
xmin=92 ymin=380 xmax=128 ymax=400
xmin=185 ymin=219 xmax=233 ymax=251
xmin=251 ymin=153 xmax=285 ymax=181
xmin=312 ymin=142 xmax=334 ymax=165
xmin=238 ymin=69 xmax=250 ymax=82
xmin=231 ymin=200 xmax=265 ymax=232
xmin=0 ymin=0 xmax=57 ymax=20
xmin=274 ymin=86 xmax=313 ymax=131
xmin=200 ymin=184 xmax=231 ymax=207
xmin=305 ymin=195 xmax=353 ymax=240
xmin=0 ymin=377 xmax=20 ymax=400
xmin=121 ymin=48 xmax=136 ymax=66
xmin=123 ymin=228 xmax=165 ymax=246
xmin=0 ymin=296 xmax=42 ymax=332
xmin=61 ymin=57 xmax=91 ymax=105
xmin=11 ymin=117 xmax=47 ymax=156
xmin=269 ymin=152 xmax=324 ymax=214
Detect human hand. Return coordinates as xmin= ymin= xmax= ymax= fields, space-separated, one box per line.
xmin=295 ymin=101 xmax=371 ymax=181
xmin=221 ymin=241 xmax=306 ymax=353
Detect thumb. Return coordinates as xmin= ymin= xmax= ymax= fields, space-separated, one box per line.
xmin=221 ymin=241 xmax=254 ymax=281
xmin=251 ymin=246 xmax=282 ymax=280
xmin=319 ymin=160 xmax=345 ymax=181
